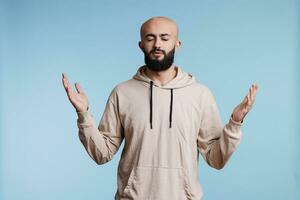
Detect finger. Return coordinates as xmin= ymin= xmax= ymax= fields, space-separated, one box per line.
xmin=62 ymin=80 xmax=69 ymax=91
xmin=249 ymin=84 xmax=256 ymax=100
xmin=75 ymin=82 xmax=84 ymax=94
xmin=246 ymin=94 xmax=251 ymax=106
xmin=252 ymin=83 xmax=258 ymax=93
xmin=250 ymin=87 xmax=254 ymax=100
xmin=242 ymin=94 xmax=248 ymax=106
xmin=246 ymin=86 xmax=252 ymax=99
xmin=66 ymin=82 xmax=76 ymax=96
xmin=62 ymin=78 xmax=68 ymax=90
xmin=62 ymin=73 xmax=68 ymax=82
xmin=62 ymin=73 xmax=69 ymax=89
xmin=243 ymin=95 xmax=248 ymax=103
xmin=62 ymin=74 xmax=75 ymax=95
xmin=243 ymin=84 xmax=256 ymax=109
xmin=62 ymin=73 xmax=68 ymax=79
xmin=251 ymin=84 xmax=258 ymax=100
xmin=243 ymin=86 xmax=251 ymax=103
xmin=251 ymin=88 xmax=256 ymax=100
xmin=253 ymin=84 xmax=259 ymax=95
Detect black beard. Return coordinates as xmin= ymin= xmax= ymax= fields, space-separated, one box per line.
xmin=143 ymin=46 xmax=175 ymax=72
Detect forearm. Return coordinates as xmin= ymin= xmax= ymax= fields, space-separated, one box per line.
xmin=204 ymin=117 xmax=242 ymax=169
xmin=77 ymin=111 xmax=116 ymax=165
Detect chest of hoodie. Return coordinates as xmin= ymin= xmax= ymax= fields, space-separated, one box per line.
xmin=117 ymin=83 xmax=202 ymax=166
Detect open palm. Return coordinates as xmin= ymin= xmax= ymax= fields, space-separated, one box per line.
xmin=232 ymin=83 xmax=259 ymax=123
xmin=62 ymin=73 xmax=89 ymax=112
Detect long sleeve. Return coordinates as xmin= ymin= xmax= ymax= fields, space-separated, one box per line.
xmin=197 ymin=87 xmax=242 ymax=170
xmin=77 ymin=89 xmax=124 ymax=165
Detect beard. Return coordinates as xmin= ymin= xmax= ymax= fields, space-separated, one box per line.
xmin=143 ymin=46 xmax=175 ymax=72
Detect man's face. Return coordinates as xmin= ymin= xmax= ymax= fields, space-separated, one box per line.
xmin=139 ymin=18 xmax=181 ymax=72
xmin=142 ymin=45 xmax=176 ymax=72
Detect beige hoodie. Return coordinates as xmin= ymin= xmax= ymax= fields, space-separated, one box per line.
xmin=76 ymin=65 xmax=242 ymax=200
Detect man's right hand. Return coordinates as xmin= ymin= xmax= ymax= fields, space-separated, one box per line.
xmin=62 ymin=73 xmax=89 ymax=112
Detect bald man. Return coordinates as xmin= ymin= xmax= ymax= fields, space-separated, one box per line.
xmin=62 ymin=16 xmax=258 ymax=200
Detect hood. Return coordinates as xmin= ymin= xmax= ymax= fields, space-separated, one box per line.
xmin=133 ymin=65 xmax=196 ymax=89
xmin=132 ymin=65 xmax=196 ymax=129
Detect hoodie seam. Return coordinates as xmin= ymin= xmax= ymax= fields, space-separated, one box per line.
xmin=107 ymin=98 xmax=125 ymax=132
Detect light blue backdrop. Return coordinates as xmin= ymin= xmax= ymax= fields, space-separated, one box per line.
xmin=1 ymin=0 xmax=299 ymax=199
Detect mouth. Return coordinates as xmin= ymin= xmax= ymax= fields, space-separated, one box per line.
xmin=152 ymin=51 xmax=164 ymax=57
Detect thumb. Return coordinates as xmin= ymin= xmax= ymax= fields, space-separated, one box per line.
xmin=75 ymin=82 xmax=84 ymax=94
xmin=241 ymin=94 xmax=248 ymax=105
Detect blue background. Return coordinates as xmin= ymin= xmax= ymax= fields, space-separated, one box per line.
xmin=1 ymin=0 xmax=299 ymax=199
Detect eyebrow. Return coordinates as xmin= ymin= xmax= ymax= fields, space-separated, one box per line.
xmin=145 ymin=33 xmax=171 ymax=38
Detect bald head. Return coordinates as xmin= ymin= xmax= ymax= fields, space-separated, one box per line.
xmin=140 ymin=16 xmax=179 ymax=40
xmin=138 ymin=16 xmax=181 ymax=71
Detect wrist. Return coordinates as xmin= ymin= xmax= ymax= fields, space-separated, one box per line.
xmin=231 ymin=114 xmax=243 ymax=123
xmin=76 ymin=106 xmax=89 ymax=113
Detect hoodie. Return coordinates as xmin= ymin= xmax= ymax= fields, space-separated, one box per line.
xmin=76 ymin=65 xmax=243 ymax=200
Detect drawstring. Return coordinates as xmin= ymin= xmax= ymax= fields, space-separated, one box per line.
xmin=149 ymin=81 xmax=173 ymax=129
xmin=150 ymin=81 xmax=153 ymax=129
xmin=169 ymin=88 xmax=173 ymax=128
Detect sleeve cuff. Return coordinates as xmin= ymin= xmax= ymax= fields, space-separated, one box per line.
xmin=223 ymin=117 xmax=242 ymax=140
xmin=76 ymin=110 xmax=94 ymax=127
xmin=230 ymin=117 xmax=243 ymax=126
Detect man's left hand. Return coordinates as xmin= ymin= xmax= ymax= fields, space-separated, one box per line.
xmin=232 ymin=83 xmax=259 ymax=123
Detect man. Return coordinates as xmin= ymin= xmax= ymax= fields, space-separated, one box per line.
xmin=62 ymin=16 xmax=258 ymax=200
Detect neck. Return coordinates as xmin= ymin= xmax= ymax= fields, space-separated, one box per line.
xmin=145 ymin=64 xmax=177 ymax=87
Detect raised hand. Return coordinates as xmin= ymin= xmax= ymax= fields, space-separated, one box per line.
xmin=62 ymin=73 xmax=89 ymax=112
xmin=231 ymin=83 xmax=259 ymax=123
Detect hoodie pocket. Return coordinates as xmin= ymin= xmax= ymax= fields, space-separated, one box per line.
xmin=121 ymin=166 xmax=193 ymax=200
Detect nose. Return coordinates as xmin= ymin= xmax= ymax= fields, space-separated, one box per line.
xmin=154 ymin=38 xmax=162 ymax=48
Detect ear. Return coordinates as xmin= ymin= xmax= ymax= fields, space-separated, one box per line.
xmin=175 ymin=40 xmax=181 ymax=51
xmin=138 ymin=41 xmax=144 ymax=50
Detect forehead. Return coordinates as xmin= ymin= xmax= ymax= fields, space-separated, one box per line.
xmin=141 ymin=18 xmax=178 ymax=38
